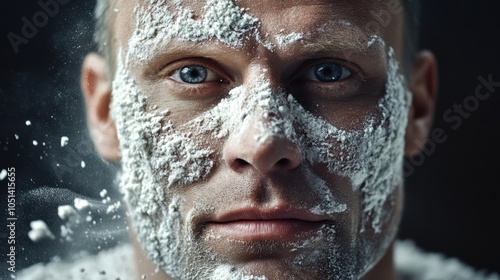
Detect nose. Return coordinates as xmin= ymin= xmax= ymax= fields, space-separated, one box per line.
xmin=223 ymin=107 xmax=302 ymax=174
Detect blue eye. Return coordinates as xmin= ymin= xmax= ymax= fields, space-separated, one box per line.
xmin=180 ymin=65 xmax=208 ymax=83
xmin=171 ymin=65 xmax=221 ymax=84
xmin=305 ymin=63 xmax=351 ymax=82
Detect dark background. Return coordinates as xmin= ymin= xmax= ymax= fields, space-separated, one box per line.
xmin=1 ymin=0 xmax=499 ymax=277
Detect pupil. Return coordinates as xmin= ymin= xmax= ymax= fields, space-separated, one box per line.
xmin=180 ymin=66 xmax=207 ymax=83
xmin=315 ymin=64 xmax=342 ymax=82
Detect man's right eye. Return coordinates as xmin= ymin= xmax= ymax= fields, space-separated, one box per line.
xmin=170 ymin=65 xmax=223 ymax=84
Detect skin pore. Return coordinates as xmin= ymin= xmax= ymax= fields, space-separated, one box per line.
xmin=81 ymin=1 xmax=438 ymax=279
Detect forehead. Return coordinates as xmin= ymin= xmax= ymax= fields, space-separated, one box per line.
xmin=111 ymin=0 xmax=405 ymax=60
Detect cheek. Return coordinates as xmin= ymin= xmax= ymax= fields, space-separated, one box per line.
xmin=151 ymin=127 xmax=214 ymax=188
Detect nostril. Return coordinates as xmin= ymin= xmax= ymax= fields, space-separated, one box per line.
xmin=223 ymin=122 xmax=303 ymax=173
xmin=234 ymin=158 xmax=250 ymax=168
xmin=276 ymin=158 xmax=290 ymax=167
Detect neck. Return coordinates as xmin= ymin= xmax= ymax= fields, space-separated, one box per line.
xmin=362 ymin=241 xmax=397 ymax=280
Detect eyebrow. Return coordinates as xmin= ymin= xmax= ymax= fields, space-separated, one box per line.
xmin=290 ymin=23 xmax=386 ymax=59
xmin=142 ymin=31 xmax=383 ymax=59
xmin=135 ymin=22 xmax=387 ymax=78
xmin=135 ymin=41 xmax=240 ymax=78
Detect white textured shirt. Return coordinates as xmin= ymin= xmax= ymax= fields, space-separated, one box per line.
xmin=15 ymin=240 xmax=500 ymax=280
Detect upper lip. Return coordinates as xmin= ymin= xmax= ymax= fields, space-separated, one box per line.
xmin=210 ymin=205 xmax=329 ymax=223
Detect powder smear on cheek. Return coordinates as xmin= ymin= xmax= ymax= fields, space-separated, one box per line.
xmin=110 ymin=51 xmax=215 ymax=278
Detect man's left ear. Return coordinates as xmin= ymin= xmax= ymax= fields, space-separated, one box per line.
xmin=405 ymin=50 xmax=439 ymax=156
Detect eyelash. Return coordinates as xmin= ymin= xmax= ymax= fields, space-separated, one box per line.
xmin=164 ymin=59 xmax=361 ymax=93
xmin=294 ymin=59 xmax=358 ymax=82
xmin=170 ymin=65 xmax=224 ymax=84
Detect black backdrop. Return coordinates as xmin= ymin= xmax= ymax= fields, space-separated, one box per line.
xmin=1 ymin=0 xmax=499 ymax=277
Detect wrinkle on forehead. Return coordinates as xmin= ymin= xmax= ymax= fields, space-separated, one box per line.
xmin=123 ymin=0 xmax=395 ymax=64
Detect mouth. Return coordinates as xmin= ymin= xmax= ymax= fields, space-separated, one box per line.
xmin=206 ymin=219 xmax=328 ymax=241
xmin=205 ymin=207 xmax=330 ymax=241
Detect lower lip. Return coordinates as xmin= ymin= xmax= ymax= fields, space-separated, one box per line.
xmin=206 ymin=219 xmax=326 ymax=241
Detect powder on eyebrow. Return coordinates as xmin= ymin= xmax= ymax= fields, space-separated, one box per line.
xmin=274 ymin=32 xmax=303 ymax=48
xmin=129 ymin=0 xmax=259 ymax=62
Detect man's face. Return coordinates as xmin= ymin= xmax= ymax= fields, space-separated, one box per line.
xmin=109 ymin=0 xmax=408 ymax=279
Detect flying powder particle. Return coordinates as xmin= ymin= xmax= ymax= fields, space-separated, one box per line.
xmin=61 ymin=136 xmax=69 ymax=147
xmin=28 ymin=220 xmax=55 ymax=242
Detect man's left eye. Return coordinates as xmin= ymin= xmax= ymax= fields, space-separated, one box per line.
xmin=171 ymin=65 xmax=222 ymax=84
xmin=304 ymin=63 xmax=352 ymax=82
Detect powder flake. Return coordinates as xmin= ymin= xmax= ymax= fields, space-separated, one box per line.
xmin=60 ymin=136 xmax=69 ymax=147
xmin=28 ymin=220 xmax=55 ymax=242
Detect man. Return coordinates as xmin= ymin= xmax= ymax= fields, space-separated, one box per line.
xmin=15 ymin=0 xmax=500 ymax=279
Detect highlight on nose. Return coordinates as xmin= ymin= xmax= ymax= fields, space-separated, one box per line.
xmin=223 ymin=120 xmax=302 ymax=174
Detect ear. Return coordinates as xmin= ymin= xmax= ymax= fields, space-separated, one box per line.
xmin=81 ymin=53 xmax=121 ymax=161
xmin=405 ymin=50 xmax=439 ymax=156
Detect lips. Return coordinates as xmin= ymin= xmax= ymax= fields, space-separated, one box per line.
xmin=205 ymin=207 xmax=330 ymax=241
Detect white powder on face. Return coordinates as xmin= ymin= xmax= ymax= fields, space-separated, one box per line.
xmin=113 ymin=47 xmax=408 ymax=279
xmin=26 ymin=120 xmax=32 ymax=126
xmin=187 ymin=80 xmax=351 ymax=219
xmin=274 ymin=32 xmax=303 ymax=48
xmin=129 ymin=1 xmax=309 ymax=62
xmin=32 ymin=140 xmax=38 ymax=146
xmin=359 ymin=47 xmax=410 ymax=232
xmin=129 ymin=0 xmax=259 ymax=62
xmin=0 ymin=169 xmax=7 ymax=181
xmin=287 ymin=225 xmax=360 ymax=279
xmin=152 ymin=128 xmax=214 ymax=187
xmin=110 ymin=51 xmax=215 ymax=279
xmin=113 ymin=1 xmax=411 ymax=278
xmin=188 ymin=48 xmax=409 ymax=232
xmin=28 ymin=220 xmax=55 ymax=242
xmin=301 ymin=168 xmax=347 ymax=215
xmin=111 ymin=50 xmax=213 ymax=190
